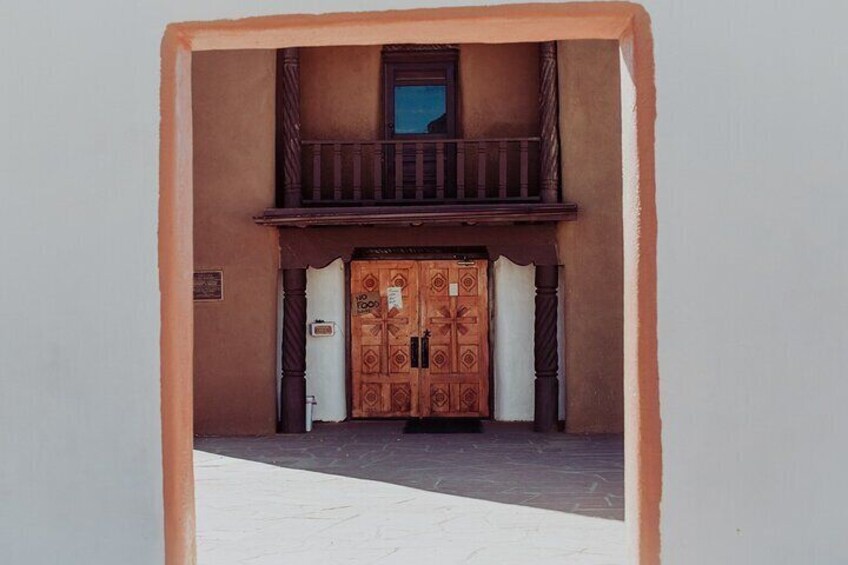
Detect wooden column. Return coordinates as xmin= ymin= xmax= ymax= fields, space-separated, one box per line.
xmin=277 ymin=48 xmax=302 ymax=208
xmin=534 ymin=265 xmax=560 ymax=432
xmin=280 ymin=268 xmax=307 ymax=433
xmin=539 ymin=41 xmax=560 ymax=204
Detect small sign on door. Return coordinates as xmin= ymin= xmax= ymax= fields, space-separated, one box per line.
xmin=387 ymin=286 xmax=403 ymax=310
xmin=353 ymin=291 xmax=380 ymax=315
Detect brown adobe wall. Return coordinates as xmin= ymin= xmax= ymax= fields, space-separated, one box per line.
xmin=557 ymin=40 xmax=625 ymax=433
xmin=192 ymin=50 xmax=279 ymax=436
xmin=459 ymin=43 xmax=539 ymax=138
xmin=299 ymin=43 xmax=539 ymax=139
xmin=300 ymin=45 xmax=382 ymax=140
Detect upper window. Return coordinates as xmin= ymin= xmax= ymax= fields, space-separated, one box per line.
xmin=383 ymin=47 xmax=457 ymax=139
xmin=394 ymin=85 xmax=447 ymax=134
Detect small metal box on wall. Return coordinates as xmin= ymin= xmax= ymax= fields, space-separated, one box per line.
xmin=309 ymin=321 xmax=336 ymax=337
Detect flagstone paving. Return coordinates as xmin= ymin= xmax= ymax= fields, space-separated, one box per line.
xmin=195 ymin=422 xmax=625 ymax=564
xmin=196 ymin=421 xmax=624 ymax=520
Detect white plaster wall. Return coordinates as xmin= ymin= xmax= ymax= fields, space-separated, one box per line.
xmin=306 ymin=260 xmax=347 ymax=421
xmin=492 ymin=258 xmax=566 ymax=421
xmin=2 ymin=2 xmax=847 ymax=564
xmin=278 ymin=260 xmax=347 ymax=422
xmin=493 ymin=259 xmax=535 ymax=420
xmin=643 ymin=3 xmax=848 ymax=563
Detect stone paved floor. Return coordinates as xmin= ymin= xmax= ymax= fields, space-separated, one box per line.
xmin=194 ymin=422 xmax=625 ymax=564
xmin=196 ymin=421 xmax=624 ymax=520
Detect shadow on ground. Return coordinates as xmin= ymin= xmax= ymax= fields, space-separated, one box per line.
xmin=195 ymin=421 xmax=623 ymax=520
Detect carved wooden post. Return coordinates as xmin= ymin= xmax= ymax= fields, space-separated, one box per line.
xmin=277 ymin=48 xmax=302 ymax=208
xmin=539 ymin=41 xmax=560 ymax=204
xmin=534 ymin=265 xmax=559 ymax=432
xmin=281 ymin=268 xmax=307 ymax=433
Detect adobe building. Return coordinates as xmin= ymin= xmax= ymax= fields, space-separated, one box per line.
xmin=191 ymin=41 xmax=624 ymax=435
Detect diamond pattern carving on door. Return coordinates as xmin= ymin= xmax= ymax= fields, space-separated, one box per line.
xmin=430 ymin=384 xmax=451 ymax=413
xmin=459 ymin=385 xmax=479 ymax=412
xmin=430 ymin=270 xmax=449 ymax=294
xmin=352 ymin=259 xmax=489 ymax=418
xmin=459 ymin=345 xmax=479 ymax=373
xmin=389 ymin=346 xmax=410 ymax=373
xmin=351 ymin=261 xmax=418 ymax=417
xmin=390 ymin=383 xmax=412 ymax=413
xmin=419 ymin=260 xmax=489 ymax=417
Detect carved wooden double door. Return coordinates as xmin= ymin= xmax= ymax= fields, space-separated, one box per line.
xmin=351 ymin=259 xmax=490 ymax=418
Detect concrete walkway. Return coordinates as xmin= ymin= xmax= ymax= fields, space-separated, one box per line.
xmin=195 ymin=423 xmax=624 ymax=564
xmin=196 ymin=421 xmax=624 ymax=519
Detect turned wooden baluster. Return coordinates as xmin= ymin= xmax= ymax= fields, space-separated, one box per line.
xmin=333 ymin=144 xmax=342 ymax=201
xmin=394 ymin=142 xmax=403 ymax=200
xmin=477 ymin=141 xmax=487 ymax=199
xmin=436 ymin=142 xmax=445 ymax=200
xmin=311 ymin=145 xmax=321 ymax=202
xmin=457 ymin=142 xmax=466 ymax=199
xmin=352 ymin=143 xmax=362 ymax=201
xmin=372 ymin=144 xmax=383 ymax=200
xmin=415 ymin=142 xmax=424 ymax=200
xmin=498 ymin=140 xmax=508 ymax=199
xmin=519 ymin=140 xmax=529 ymax=199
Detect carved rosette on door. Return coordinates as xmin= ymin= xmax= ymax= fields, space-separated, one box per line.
xmin=351 ymin=259 xmax=489 ymax=418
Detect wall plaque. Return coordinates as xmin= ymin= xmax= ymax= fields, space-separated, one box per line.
xmin=194 ymin=270 xmax=223 ymax=301
xmin=353 ymin=291 xmax=380 ymax=315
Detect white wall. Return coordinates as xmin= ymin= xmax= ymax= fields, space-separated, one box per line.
xmin=306 ymin=260 xmax=347 ymax=421
xmin=492 ymin=259 xmax=566 ymax=421
xmin=492 ymin=260 xmax=535 ymax=420
xmin=277 ymin=260 xmax=347 ymax=422
xmin=645 ymin=3 xmax=848 ymax=563
xmin=2 ymin=2 xmax=846 ymax=564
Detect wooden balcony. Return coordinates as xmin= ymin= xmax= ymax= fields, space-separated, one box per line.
xmin=257 ymin=46 xmax=576 ymax=230
xmin=255 ymin=137 xmax=577 ymax=228
xmin=301 ymin=137 xmax=543 ymax=206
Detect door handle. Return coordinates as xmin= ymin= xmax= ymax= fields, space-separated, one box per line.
xmin=410 ymin=336 xmax=420 ymax=368
xmin=421 ymin=330 xmax=430 ymax=369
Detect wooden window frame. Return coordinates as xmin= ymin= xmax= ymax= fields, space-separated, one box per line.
xmin=382 ymin=48 xmax=459 ymax=140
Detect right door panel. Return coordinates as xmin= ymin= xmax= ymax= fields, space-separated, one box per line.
xmin=419 ymin=260 xmax=490 ymax=417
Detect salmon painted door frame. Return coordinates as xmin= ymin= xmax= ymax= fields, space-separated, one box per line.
xmin=160 ymin=5 xmax=659 ymax=564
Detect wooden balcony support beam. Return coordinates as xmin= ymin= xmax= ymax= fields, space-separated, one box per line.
xmin=254 ymin=202 xmax=578 ymax=228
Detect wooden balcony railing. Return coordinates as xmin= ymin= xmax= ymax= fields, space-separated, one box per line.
xmin=301 ymin=138 xmax=543 ymax=206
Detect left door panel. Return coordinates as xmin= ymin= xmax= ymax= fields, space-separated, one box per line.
xmin=351 ymin=260 xmax=419 ymax=417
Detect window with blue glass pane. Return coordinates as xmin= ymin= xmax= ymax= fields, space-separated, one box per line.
xmin=394 ymin=85 xmax=447 ymax=134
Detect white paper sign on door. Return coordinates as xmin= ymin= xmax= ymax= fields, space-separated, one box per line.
xmin=387 ymin=286 xmax=403 ymax=310
xmin=449 ymin=282 xmax=459 ymax=297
